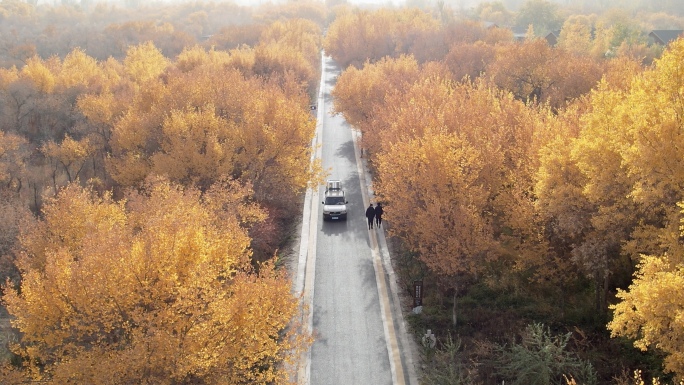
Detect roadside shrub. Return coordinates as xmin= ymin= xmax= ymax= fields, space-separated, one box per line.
xmin=422 ymin=334 xmax=477 ymax=385
xmin=493 ymin=322 xmax=597 ymax=385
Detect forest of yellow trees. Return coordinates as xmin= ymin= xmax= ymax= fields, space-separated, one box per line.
xmin=1 ymin=0 xmax=684 ymax=383
xmin=0 ymin=1 xmax=323 ymax=383
xmin=326 ymin=4 xmax=684 ymax=384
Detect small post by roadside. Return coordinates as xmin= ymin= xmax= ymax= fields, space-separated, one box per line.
xmin=413 ymin=280 xmax=423 ymax=308
xmin=413 ymin=280 xmax=423 ymax=314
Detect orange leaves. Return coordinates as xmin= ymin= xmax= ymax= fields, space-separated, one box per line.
xmin=57 ymin=49 xmax=104 ymax=90
xmin=323 ymin=8 xmax=440 ymax=68
xmin=20 ymin=56 xmax=55 ymax=93
xmin=5 ymin=179 xmax=308 ymax=383
xmin=0 ymin=131 xmax=28 ymax=187
xmin=0 ymin=14 xmax=318 ymax=383
xmin=253 ymin=18 xmax=321 ymax=95
xmin=254 ymin=42 xmax=315 ymax=86
xmin=363 ymin=70 xmax=546 ymax=281
xmin=106 ymin=46 xmax=316 ymax=205
xmin=150 ymin=105 xmax=237 ymax=187
xmin=377 ymin=132 xmax=492 ymax=277
xmin=123 ymin=42 xmax=170 ymax=85
xmin=41 ymin=135 xmax=95 ymax=182
xmin=332 ymin=55 xmax=421 ymax=153
xmin=608 ymin=252 xmax=684 ymax=377
xmin=483 ymin=39 xmax=606 ymax=110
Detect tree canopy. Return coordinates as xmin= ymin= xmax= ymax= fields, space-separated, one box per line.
xmin=3 ymin=178 xmax=310 ymax=384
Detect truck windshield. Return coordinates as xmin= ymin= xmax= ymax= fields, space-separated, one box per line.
xmin=325 ymin=197 xmax=345 ymax=205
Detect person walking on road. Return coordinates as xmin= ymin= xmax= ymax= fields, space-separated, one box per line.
xmin=365 ymin=203 xmax=376 ymax=229
xmin=375 ymin=203 xmax=383 ymax=227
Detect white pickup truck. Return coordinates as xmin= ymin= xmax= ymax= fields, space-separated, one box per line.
xmin=321 ymin=180 xmax=348 ymax=221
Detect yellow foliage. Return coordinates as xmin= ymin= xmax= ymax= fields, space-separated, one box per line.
xmin=322 ymin=46 xmax=559 ymax=282
xmin=609 ymin=251 xmax=684 ymax=378
xmin=0 ymin=131 xmax=27 ymax=185
xmin=176 ymin=45 xmax=234 ymax=74
xmin=558 ymin=15 xmax=595 ymax=57
xmin=227 ymin=45 xmax=257 ymax=75
xmin=259 ymin=18 xmax=321 ymax=67
xmin=623 ymin=40 xmax=684 ymax=210
xmin=323 ymin=8 xmax=440 ymax=67
xmin=254 ymin=42 xmax=316 ymax=85
xmin=151 ymin=105 xmax=238 ymax=187
xmin=56 ymin=48 xmax=103 ymax=90
xmin=0 ymin=66 xmax=19 ymax=90
xmin=377 ymin=131 xmax=493 ymax=277
xmin=123 ymin=41 xmax=170 ymax=84
xmin=77 ymin=91 xmax=117 ymax=125
xmin=20 ymin=56 xmax=55 ymax=93
xmin=42 ymin=135 xmax=94 ymax=165
xmin=108 ymin=61 xmax=316 ymax=203
xmin=606 ymin=41 xmax=684 ymax=379
xmin=5 ymin=179 xmax=310 ymax=383
xmin=332 ymin=55 xmax=421 ymax=153
xmin=40 ymin=135 xmax=95 ymax=183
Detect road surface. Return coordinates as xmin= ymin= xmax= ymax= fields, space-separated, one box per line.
xmin=295 ymin=54 xmax=417 ymax=385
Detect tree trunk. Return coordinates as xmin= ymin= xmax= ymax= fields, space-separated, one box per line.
xmin=602 ymin=273 xmax=610 ymax=314
xmin=452 ymin=283 xmax=458 ymax=327
xmin=594 ymin=273 xmax=601 ymax=312
xmin=33 ymin=183 xmax=39 ymax=212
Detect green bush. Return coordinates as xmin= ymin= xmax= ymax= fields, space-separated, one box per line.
xmin=493 ymin=323 xmax=597 ymax=385
xmin=422 ymin=334 xmax=476 ymax=385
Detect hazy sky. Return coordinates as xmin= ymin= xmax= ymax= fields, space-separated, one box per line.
xmin=31 ymin=0 xmax=684 ymax=15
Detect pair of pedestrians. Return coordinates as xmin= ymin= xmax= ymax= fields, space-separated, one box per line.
xmin=365 ymin=203 xmax=383 ymax=229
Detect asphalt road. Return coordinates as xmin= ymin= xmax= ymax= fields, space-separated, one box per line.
xmin=296 ymin=55 xmax=416 ymax=385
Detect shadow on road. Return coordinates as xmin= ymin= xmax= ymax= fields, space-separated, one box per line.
xmin=321 ymin=217 xmax=349 ymax=237
xmin=334 ymin=139 xmax=356 ymax=165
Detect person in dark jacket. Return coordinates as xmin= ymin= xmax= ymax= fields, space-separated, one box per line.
xmin=365 ymin=203 xmax=375 ymax=229
xmin=375 ymin=203 xmax=383 ymax=227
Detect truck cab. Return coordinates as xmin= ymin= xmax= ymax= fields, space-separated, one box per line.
xmin=322 ymin=180 xmax=348 ymax=221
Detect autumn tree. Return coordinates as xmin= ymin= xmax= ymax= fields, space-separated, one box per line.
xmin=123 ymin=41 xmax=169 ymax=85
xmin=107 ymin=49 xmax=316 ymax=205
xmin=535 ymin=54 xmax=646 ymax=312
xmin=258 ymin=18 xmax=321 ymax=67
xmin=376 ymin=129 xmax=495 ymax=282
xmin=557 ymin=14 xmax=595 ymax=57
xmin=608 ymin=208 xmax=684 ymax=378
xmin=104 ymin=21 xmax=194 ymax=59
xmin=443 ymin=41 xmax=495 ymax=82
xmin=323 ymin=8 xmax=441 ymax=68
xmin=3 ymin=178 xmax=310 ymax=384
xmin=41 ymin=135 xmax=94 ymax=185
xmin=514 ymin=0 xmax=563 ymax=37
xmin=0 ymin=51 xmax=113 ymax=202
xmin=0 ymin=131 xmax=29 ymax=194
xmin=617 ymin=39 xmax=684 ymax=259
xmin=206 ymin=24 xmax=265 ymax=51
xmin=441 ymin=19 xmax=494 ymax=46
xmin=391 ymin=8 xmax=446 ymax=63
xmin=536 ymin=39 xmax=684 ymax=315
xmin=323 ymin=10 xmax=394 ymax=68
xmin=372 ymin=77 xmax=551 ymax=306
xmin=254 ymin=19 xmax=322 ymax=94
xmin=488 ymin=38 xmax=604 ymax=110
xmin=103 ymin=43 xmax=318 ymax=261
xmin=332 ymin=55 xmax=422 ymax=156
xmin=474 ymin=1 xmax=513 ymax=26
